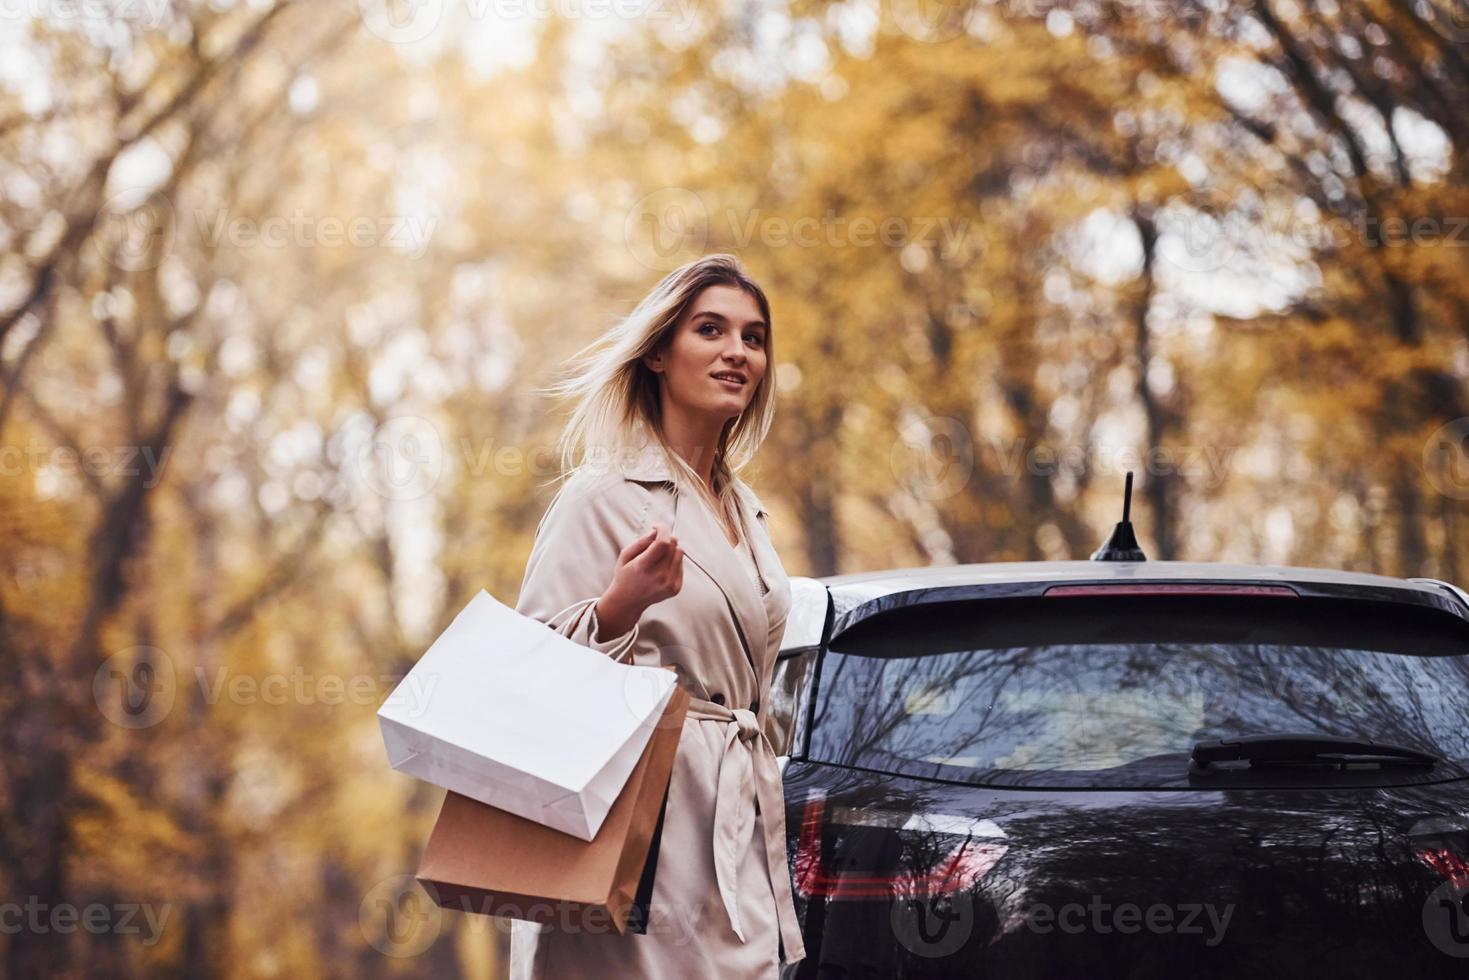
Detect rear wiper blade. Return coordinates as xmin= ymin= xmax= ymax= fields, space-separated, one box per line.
xmin=1191 ymin=733 xmax=1440 ymax=770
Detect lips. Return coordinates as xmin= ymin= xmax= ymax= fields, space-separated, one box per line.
xmin=711 ymin=371 xmax=747 ymax=386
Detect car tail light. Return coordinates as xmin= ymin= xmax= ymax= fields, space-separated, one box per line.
xmin=1416 ymin=847 xmax=1469 ymax=887
xmin=1043 ymin=584 xmax=1300 ymax=597
xmin=793 ymin=791 xmax=1008 ymax=901
xmin=1410 ymin=817 xmax=1469 ymax=887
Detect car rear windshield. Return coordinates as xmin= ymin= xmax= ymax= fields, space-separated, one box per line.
xmin=806 ymin=594 xmax=1469 ymax=788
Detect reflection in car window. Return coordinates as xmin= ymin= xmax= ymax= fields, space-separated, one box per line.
xmin=809 ymin=596 xmax=1469 ymax=785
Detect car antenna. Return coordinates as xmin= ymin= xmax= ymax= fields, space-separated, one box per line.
xmin=1090 ymin=470 xmax=1147 ymax=561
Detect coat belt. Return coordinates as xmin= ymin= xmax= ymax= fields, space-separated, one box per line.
xmin=683 ymin=696 xmax=807 ymax=963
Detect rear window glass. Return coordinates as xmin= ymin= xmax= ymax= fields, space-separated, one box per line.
xmin=807 ymin=595 xmax=1469 ymax=788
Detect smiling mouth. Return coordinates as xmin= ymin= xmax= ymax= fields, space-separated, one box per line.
xmin=712 ymin=374 xmax=747 ymax=387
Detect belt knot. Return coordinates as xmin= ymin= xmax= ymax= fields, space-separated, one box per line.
xmin=730 ymin=707 xmax=760 ymax=741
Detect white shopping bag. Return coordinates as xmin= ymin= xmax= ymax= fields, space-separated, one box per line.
xmin=378 ymin=589 xmax=678 ymax=841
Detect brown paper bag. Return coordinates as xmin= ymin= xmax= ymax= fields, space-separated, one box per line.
xmin=415 ymin=685 xmax=689 ymax=935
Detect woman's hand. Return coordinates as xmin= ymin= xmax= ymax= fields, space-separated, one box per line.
xmin=593 ymin=523 xmax=684 ymax=640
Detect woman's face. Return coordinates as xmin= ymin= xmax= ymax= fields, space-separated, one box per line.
xmin=649 ymin=283 xmax=769 ymax=424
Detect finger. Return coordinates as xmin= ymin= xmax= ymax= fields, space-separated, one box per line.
xmin=621 ymin=525 xmax=658 ymax=559
xmin=640 ymin=537 xmax=672 ymax=565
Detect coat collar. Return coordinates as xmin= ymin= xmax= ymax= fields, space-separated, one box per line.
xmin=612 ymin=438 xmax=769 ymax=519
xmin=610 ymin=437 xmax=773 ymax=687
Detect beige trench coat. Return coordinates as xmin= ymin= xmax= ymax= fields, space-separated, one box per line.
xmin=508 ymin=438 xmax=807 ymax=979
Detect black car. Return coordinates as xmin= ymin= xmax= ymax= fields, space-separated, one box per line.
xmin=766 ymin=559 xmax=1469 ymax=977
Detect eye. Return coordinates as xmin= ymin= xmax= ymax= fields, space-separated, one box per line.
xmin=697 ymin=322 xmax=719 ymax=336
xmin=744 ymin=332 xmax=765 ymax=346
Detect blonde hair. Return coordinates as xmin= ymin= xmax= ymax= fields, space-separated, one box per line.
xmin=537 ymin=254 xmax=776 ymax=529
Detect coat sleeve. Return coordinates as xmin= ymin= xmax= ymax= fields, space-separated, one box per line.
xmin=513 ymin=470 xmax=653 ymax=663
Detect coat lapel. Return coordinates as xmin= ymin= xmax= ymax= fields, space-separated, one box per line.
xmin=614 ymin=439 xmax=771 ymax=683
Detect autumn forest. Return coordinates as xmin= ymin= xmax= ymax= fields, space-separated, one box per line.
xmin=2 ymin=0 xmax=1468 ymax=975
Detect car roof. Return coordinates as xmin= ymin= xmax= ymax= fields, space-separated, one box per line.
xmin=790 ymin=560 xmax=1469 ymax=645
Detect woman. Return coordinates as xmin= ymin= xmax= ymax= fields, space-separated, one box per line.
xmin=509 ymin=254 xmax=807 ymax=978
